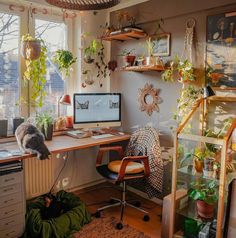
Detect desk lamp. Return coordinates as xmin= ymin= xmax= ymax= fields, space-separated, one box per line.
xmin=58 ymin=94 xmax=71 ymax=117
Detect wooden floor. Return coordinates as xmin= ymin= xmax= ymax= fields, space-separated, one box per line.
xmin=74 ymin=182 xmax=162 ymax=238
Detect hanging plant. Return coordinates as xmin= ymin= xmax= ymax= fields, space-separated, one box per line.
xmin=161 ymin=55 xmax=196 ymax=83
xmin=22 ymin=35 xmax=47 ymax=108
xmin=53 ymin=50 xmax=77 ymax=78
xmin=83 ymin=39 xmax=101 ymax=64
xmin=21 ymin=34 xmax=42 ymax=60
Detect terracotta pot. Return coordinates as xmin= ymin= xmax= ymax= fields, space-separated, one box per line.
xmin=125 ymin=55 xmax=135 ymax=66
xmin=196 ymin=200 xmax=214 ymax=219
xmin=194 ymin=159 xmax=204 ymax=173
xmin=21 ymin=40 xmax=41 ymax=60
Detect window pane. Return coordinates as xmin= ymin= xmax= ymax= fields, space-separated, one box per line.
xmin=35 ymin=19 xmax=67 ymax=116
xmin=0 ymin=12 xmax=20 ymax=133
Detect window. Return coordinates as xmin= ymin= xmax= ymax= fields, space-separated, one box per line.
xmin=0 ymin=12 xmax=20 ymax=130
xmin=35 ymin=19 xmax=67 ymax=115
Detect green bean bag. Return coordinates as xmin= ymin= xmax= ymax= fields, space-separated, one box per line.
xmin=23 ymin=190 xmax=91 ymax=238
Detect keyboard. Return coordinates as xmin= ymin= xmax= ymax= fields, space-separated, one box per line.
xmin=91 ymin=134 xmax=115 ymax=139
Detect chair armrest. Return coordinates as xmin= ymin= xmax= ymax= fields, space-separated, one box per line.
xmin=117 ymin=156 xmax=150 ymax=181
xmin=96 ymin=146 xmax=124 ymax=166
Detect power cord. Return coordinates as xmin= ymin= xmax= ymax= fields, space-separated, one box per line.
xmin=49 ymin=152 xmax=69 ymax=194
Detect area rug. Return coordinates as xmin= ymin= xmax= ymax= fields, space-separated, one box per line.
xmin=73 ymin=216 xmax=150 ymax=238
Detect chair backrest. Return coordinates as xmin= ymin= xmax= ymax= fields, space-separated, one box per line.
xmin=126 ymin=127 xmax=161 ymax=171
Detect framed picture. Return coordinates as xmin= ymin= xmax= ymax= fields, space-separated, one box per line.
xmin=206 ymin=11 xmax=236 ymax=89
xmin=152 ymin=33 xmax=171 ymax=57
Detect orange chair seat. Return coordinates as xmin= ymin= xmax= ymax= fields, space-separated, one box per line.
xmin=108 ymin=160 xmax=144 ymax=174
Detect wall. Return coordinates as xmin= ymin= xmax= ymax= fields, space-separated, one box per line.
xmin=110 ymin=0 xmax=236 ymax=146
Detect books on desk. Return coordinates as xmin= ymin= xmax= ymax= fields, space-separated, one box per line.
xmin=66 ymin=130 xmax=93 ymax=139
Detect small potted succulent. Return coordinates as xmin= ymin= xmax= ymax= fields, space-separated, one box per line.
xmin=188 ymin=180 xmax=218 ymax=219
xmin=35 ymin=112 xmax=54 ymax=141
xmin=119 ymin=48 xmax=136 ymax=67
xmin=53 ymin=50 xmax=77 ymax=79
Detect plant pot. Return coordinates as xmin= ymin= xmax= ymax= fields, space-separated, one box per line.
xmin=21 ymin=40 xmax=41 ymax=60
xmin=42 ymin=124 xmax=53 ymax=141
xmin=203 ymin=157 xmax=214 ymax=177
xmin=145 ymin=56 xmax=155 ymax=66
xmin=0 ymin=119 xmax=8 ymax=137
xmin=83 ymin=55 xmax=94 ymax=64
xmin=196 ymin=200 xmax=214 ymax=219
xmin=203 ymin=169 xmax=214 ymax=178
xmin=13 ymin=117 xmax=24 ymax=134
xmin=194 ymin=159 xmax=204 ymax=173
xmin=125 ymin=55 xmax=135 ymax=66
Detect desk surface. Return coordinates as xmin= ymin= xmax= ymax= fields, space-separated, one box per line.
xmin=0 ymin=133 xmax=130 ymax=164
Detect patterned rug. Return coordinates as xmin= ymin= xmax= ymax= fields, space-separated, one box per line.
xmin=73 ymin=217 xmax=150 ymax=238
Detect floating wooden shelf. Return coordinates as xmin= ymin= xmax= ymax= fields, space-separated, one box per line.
xmin=101 ymin=30 xmax=147 ymax=41
xmin=208 ymin=96 xmax=236 ymax=102
xmin=123 ymin=65 xmax=166 ymax=72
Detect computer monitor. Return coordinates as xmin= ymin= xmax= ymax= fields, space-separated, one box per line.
xmin=73 ymin=93 xmax=121 ymax=129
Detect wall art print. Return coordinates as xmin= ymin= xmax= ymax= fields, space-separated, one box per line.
xmin=206 ymin=11 xmax=236 ymax=89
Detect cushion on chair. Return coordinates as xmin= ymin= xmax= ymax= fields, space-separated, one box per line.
xmin=108 ymin=160 xmax=144 ymax=174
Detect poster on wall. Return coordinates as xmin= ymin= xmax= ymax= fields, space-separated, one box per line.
xmin=206 ymin=11 xmax=236 ymax=89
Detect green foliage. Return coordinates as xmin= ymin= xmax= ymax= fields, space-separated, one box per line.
xmin=188 ymin=180 xmax=218 ymax=205
xmin=22 ymin=35 xmax=47 ymax=108
xmin=21 ymin=33 xmax=39 ymax=42
xmin=35 ymin=111 xmax=54 ymax=135
xmin=161 ymin=55 xmax=196 ymax=83
xmin=53 ymin=50 xmax=77 ymax=77
xmin=146 ymin=38 xmax=155 ymax=57
xmin=84 ymin=39 xmax=101 ymax=56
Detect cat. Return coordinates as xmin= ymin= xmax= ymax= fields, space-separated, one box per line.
xmin=15 ymin=122 xmax=51 ymax=160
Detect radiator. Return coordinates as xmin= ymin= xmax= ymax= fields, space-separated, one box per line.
xmin=24 ymin=157 xmax=54 ymax=199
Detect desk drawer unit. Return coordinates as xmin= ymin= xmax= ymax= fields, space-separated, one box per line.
xmin=0 ymin=165 xmax=25 ymax=238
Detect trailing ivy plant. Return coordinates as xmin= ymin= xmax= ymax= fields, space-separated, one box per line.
xmin=53 ymin=50 xmax=77 ymax=78
xmin=22 ymin=35 xmax=47 ymax=108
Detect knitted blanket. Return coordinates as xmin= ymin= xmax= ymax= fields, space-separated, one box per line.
xmin=126 ymin=127 xmax=163 ymax=197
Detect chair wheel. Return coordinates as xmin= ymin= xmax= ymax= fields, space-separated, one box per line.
xmin=116 ymin=222 xmax=123 ymax=230
xmin=143 ymin=215 xmax=150 ymax=222
xmin=94 ymin=211 xmax=101 ymax=218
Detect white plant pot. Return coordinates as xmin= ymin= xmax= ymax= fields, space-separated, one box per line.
xmin=145 ymin=56 xmax=154 ymax=66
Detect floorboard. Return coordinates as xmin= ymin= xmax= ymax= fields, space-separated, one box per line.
xmin=73 ymin=182 xmax=162 ymax=238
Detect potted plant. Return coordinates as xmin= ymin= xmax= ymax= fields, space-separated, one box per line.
xmin=119 ymin=48 xmax=136 ymax=67
xmin=35 ymin=112 xmax=54 ymax=141
xmin=145 ymin=38 xmax=155 ymax=65
xmin=161 ymin=55 xmax=196 ymax=83
xmin=83 ymin=39 xmax=101 ymax=64
xmin=21 ymin=34 xmax=41 ymax=60
xmin=22 ymin=35 xmax=47 ymax=108
xmin=188 ymin=180 xmax=218 ymax=219
xmin=53 ymin=49 xmax=77 ymax=79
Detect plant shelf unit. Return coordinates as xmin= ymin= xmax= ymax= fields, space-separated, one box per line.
xmin=101 ymin=30 xmax=147 ymax=41
xmin=123 ymin=65 xmax=166 ymax=72
xmin=169 ymin=96 xmax=236 ymax=238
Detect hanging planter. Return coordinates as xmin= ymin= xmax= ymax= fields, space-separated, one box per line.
xmin=21 ymin=34 xmax=41 ymax=60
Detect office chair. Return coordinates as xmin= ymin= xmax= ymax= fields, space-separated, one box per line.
xmin=95 ymin=146 xmax=150 ymax=230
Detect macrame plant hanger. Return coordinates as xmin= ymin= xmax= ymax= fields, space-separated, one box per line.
xmin=181 ymin=18 xmax=196 ymax=65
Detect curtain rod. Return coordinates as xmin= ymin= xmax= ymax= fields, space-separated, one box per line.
xmin=134 ymin=2 xmax=236 ymax=26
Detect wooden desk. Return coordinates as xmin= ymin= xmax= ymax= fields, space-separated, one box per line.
xmin=0 ymin=133 xmax=130 ymax=164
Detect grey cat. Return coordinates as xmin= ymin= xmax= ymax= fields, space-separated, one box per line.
xmin=15 ymin=122 xmax=51 ymax=160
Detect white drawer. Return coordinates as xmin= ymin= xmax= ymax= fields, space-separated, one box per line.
xmin=0 ymin=223 xmax=24 ymax=238
xmin=0 ymin=203 xmax=24 ymax=220
xmin=0 ymin=214 xmax=23 ymax=231
xmin=0 ymin=192 xmax=23 ymax=208
xmin=0 ymin=183 xmax=22 ymax=197
xmin=0 ymin=172 xmax=22 ymax=188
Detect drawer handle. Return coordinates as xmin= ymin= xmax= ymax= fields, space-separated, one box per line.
xmin=4 ymin=178 xmax=15 ymax=182
xmin=3 ymin=188 xmax=14 ymax=192
xmin=5 ymin=210 xmax=15 ymax=215
xmin=4 ymin=198 xmax=14 ymax=204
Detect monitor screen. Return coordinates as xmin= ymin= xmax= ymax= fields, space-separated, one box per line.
xmin=73 ymin=93 xmax=121 ymax=128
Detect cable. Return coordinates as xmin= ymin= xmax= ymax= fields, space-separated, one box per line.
xmin=49 ymin=152 xmax=69 ymax=194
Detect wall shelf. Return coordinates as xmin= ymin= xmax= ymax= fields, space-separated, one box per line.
xmin=101 ymin=30 xmax=147 ymax=41
xmin=123 ymin=65 xmax=165 ymax=72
